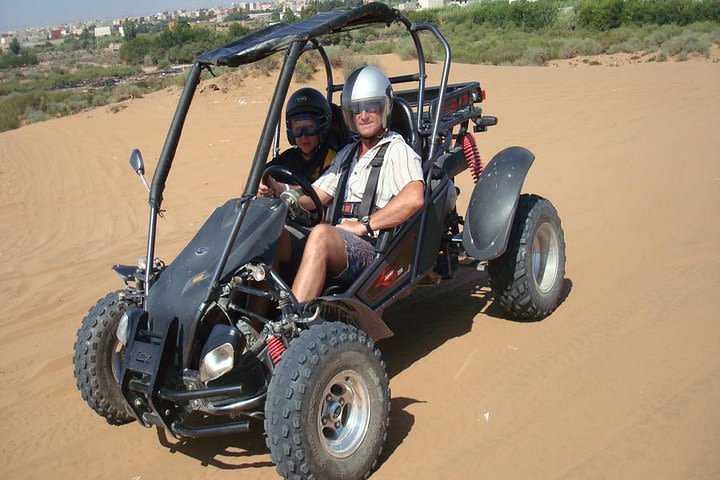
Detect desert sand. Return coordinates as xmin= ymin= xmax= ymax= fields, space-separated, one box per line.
xmin=1 ymin=54 xmax=719 ymax=479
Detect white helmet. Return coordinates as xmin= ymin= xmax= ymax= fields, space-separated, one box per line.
xmin=341 ymin=65 xmax=393 ymax=134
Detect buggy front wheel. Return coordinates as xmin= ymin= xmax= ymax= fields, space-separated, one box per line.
xmin=73 ymin=291 xmax=135 ymax=425
xmin=265 ymin=322 xmax=390 ymax=479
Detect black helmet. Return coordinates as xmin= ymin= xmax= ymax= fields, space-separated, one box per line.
xmin=285 ymin=87 xmax=332 ymax=145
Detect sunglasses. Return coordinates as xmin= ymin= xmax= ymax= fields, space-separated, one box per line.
xmin=288 ymin=117 xmax=320 ymax=138
xmin=349 ymin=100 xmax=383 ymax=115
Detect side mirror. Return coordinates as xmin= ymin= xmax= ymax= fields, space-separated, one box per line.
xmin=130 ymin=148 xmax=145 ymax=176
xmin=129 ymin=148 xmax=150 ymax=192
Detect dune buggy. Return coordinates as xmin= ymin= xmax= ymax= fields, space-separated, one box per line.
xmin=73 ymin=3 xmax=566 ymax=479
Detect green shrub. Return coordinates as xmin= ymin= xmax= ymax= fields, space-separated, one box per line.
xmin=0 ymin=51 xmax=39 ymax=69
xmin=579 ymin=0 xmax=720 ymax=30
xmin=608 ymin=35 xmax=645 ymax=53
xmin=515 ymin=46 xmax=550 ymax=65
xmin=363 ymin=41 xmax=394 ymax=55
xmin=562 ymin=37 xmax=605 ymax=57
xmin=110 ymin=84 xmax=143 ymax=102
xmin=120 ymin=35 xmax=152 ymax=64
xmin=294 ymin=51 xmax=320 ymax=83
xmin=396 ymin=38 xmax=419 ymax=61
xmin=249 ymin=54 xmax=281 ymax=76
xmin=342 ymin=55 xmax=380 ymax=79
xmin=27 ymin=109 xmax=47 ymax=124
xmin=661 ymin=32 xmax=711 ymax=56
xmin=324 ymin=46 xmax=347 ymax=68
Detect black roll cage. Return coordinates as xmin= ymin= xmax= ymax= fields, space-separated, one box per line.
xmin=140 ymin=3 xmax=459 ymax=326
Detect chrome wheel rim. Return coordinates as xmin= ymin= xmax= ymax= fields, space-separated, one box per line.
xmin=532 ymin=222 xmax=560 ymax=294
xmin=317 ymin=369 xmax=371 ymax=458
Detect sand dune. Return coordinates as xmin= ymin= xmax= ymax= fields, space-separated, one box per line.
xmin=1 ymin=54 xmax=719 ymax=479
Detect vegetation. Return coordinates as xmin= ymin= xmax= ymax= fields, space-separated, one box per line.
xmin=120 ymin=20 xmax=231 ymax=65
xmin=2 ymin=0 xmax=719 ymax=133
xmin=0 ymin=51 xmax=39 ymax=68
xmin=397 ymin=0 xmax=720 ymax=65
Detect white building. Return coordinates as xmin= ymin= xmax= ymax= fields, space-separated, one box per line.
xmin=419 ymin=0 xmax=444 ymax=9
xmin=0 ymin=35 xmax=17 ymax=51
xmin=94 ymin=26 xmax=112 ymax=37
xmin=397 ymin=2 xmax=418 ymax=11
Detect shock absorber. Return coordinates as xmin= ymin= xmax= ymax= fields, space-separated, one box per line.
xmin=266 ymin=335 xmax=286 ymax=365
xmin=462 ymin=133 xmax=484 ymax=183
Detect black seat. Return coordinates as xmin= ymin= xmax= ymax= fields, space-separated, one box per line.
xmin=389 ymin=97 xmax=422 ymax=156
xmin=326 ymin=103 xmax=352 ymax=152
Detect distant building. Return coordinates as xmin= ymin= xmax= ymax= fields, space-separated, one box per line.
xmin=94 ymin=26 xmax=112 ymax=37
xmin=397 ymin=2 xmax=418 ymax=11
xmin=0 ymin=34 xmax=17 ymax=52
xmin=419 ymin=0 xmax=444 ymax=9
xmin=49 ymin=29 xmax=64 ymax=39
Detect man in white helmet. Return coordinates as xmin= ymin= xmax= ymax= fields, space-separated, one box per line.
xmin=285 ymin=65 xmax=424 ymax=304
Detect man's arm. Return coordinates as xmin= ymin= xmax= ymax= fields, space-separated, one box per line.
xmin=337 ymin=180 xmax=424 ymax=237
xmin=298 ymin=186 xmax=333 ymax=210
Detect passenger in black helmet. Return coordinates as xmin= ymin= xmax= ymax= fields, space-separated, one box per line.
xmin=280 ymin=66 xmax=425 ymax=305
xmin=258 ymin=87 xmax=336 ymax=197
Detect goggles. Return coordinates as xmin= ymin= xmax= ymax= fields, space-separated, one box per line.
xmin=349 ymin=99 xmax=383 ymax=115
xmin=288 ymin=114 xmax=321 ymax=138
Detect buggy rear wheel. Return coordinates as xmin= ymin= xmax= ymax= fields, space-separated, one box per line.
xmin=488 ymin=194 xmax=566 ymax=320
xmin=265 ymin=322 xmax=390 ymax=479
xmin=73 ymin=291 xmax=135 ymax=425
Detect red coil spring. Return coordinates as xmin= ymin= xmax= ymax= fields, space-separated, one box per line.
xmin=267 ymin=335 xmax=286 ymax=365
xmin=462 ymin=134 xmax=484 ymax=183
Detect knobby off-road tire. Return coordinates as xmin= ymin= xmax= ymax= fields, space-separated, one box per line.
xmin=265 ymin=322 xmax=390 ymax=480
xmin=488 ymin=194 xmax=566 ymax=320
xmin=73 ymin=290 xmax=134 ymax=425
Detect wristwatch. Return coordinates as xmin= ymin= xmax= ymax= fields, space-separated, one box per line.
xmin=360 ymin=215 xmax=375 ymax=237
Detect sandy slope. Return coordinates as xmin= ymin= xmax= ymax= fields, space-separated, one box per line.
xmin=1 ymin=55 xmax=719 ymax=479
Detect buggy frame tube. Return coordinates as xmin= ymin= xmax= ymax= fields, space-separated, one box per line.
xmin=408 ymin=28 xmax=426 ymax=133
xmin=144 ymin=62 xmax=202 ymax=299
xmin=308 ymin=40 xmax=333 ymax=103
xmin=409 ymin=24 xmax=451 ymax=279
xmin=393 ymin=16 xmax=426 ymax=131
xmin=411 ymin=23 xmax=451 ymax=160
xmin=184 ymin=43 xmax=303 ymax=367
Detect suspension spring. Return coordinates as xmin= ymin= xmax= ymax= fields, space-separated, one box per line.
xmin=462 ymin=133 xmax=484 ymax=183
xmin=266 ymin=335 xmax=286 ymax=365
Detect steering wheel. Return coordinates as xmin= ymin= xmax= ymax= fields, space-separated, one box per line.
xmin=262 ymin=165 xmax=324 ymax=227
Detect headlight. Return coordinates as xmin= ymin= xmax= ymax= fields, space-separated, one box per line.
xmin=116 ymin=312 xmax=129 ymax=345
xmin=199 ymin=343 xmax=235 ymax=383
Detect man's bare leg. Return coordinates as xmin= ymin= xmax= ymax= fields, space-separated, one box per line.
xmin=292 ymin=224 xmax=348 ymax=303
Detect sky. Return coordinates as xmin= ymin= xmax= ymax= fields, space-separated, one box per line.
xmin=0 ymin=0 xmax=240 ymax=31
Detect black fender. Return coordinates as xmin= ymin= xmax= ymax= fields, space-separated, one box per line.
xmin=462 ymin=146 xmax=535 ymax=261
xmin=311 ymin=297 xmax=394 ymax=342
